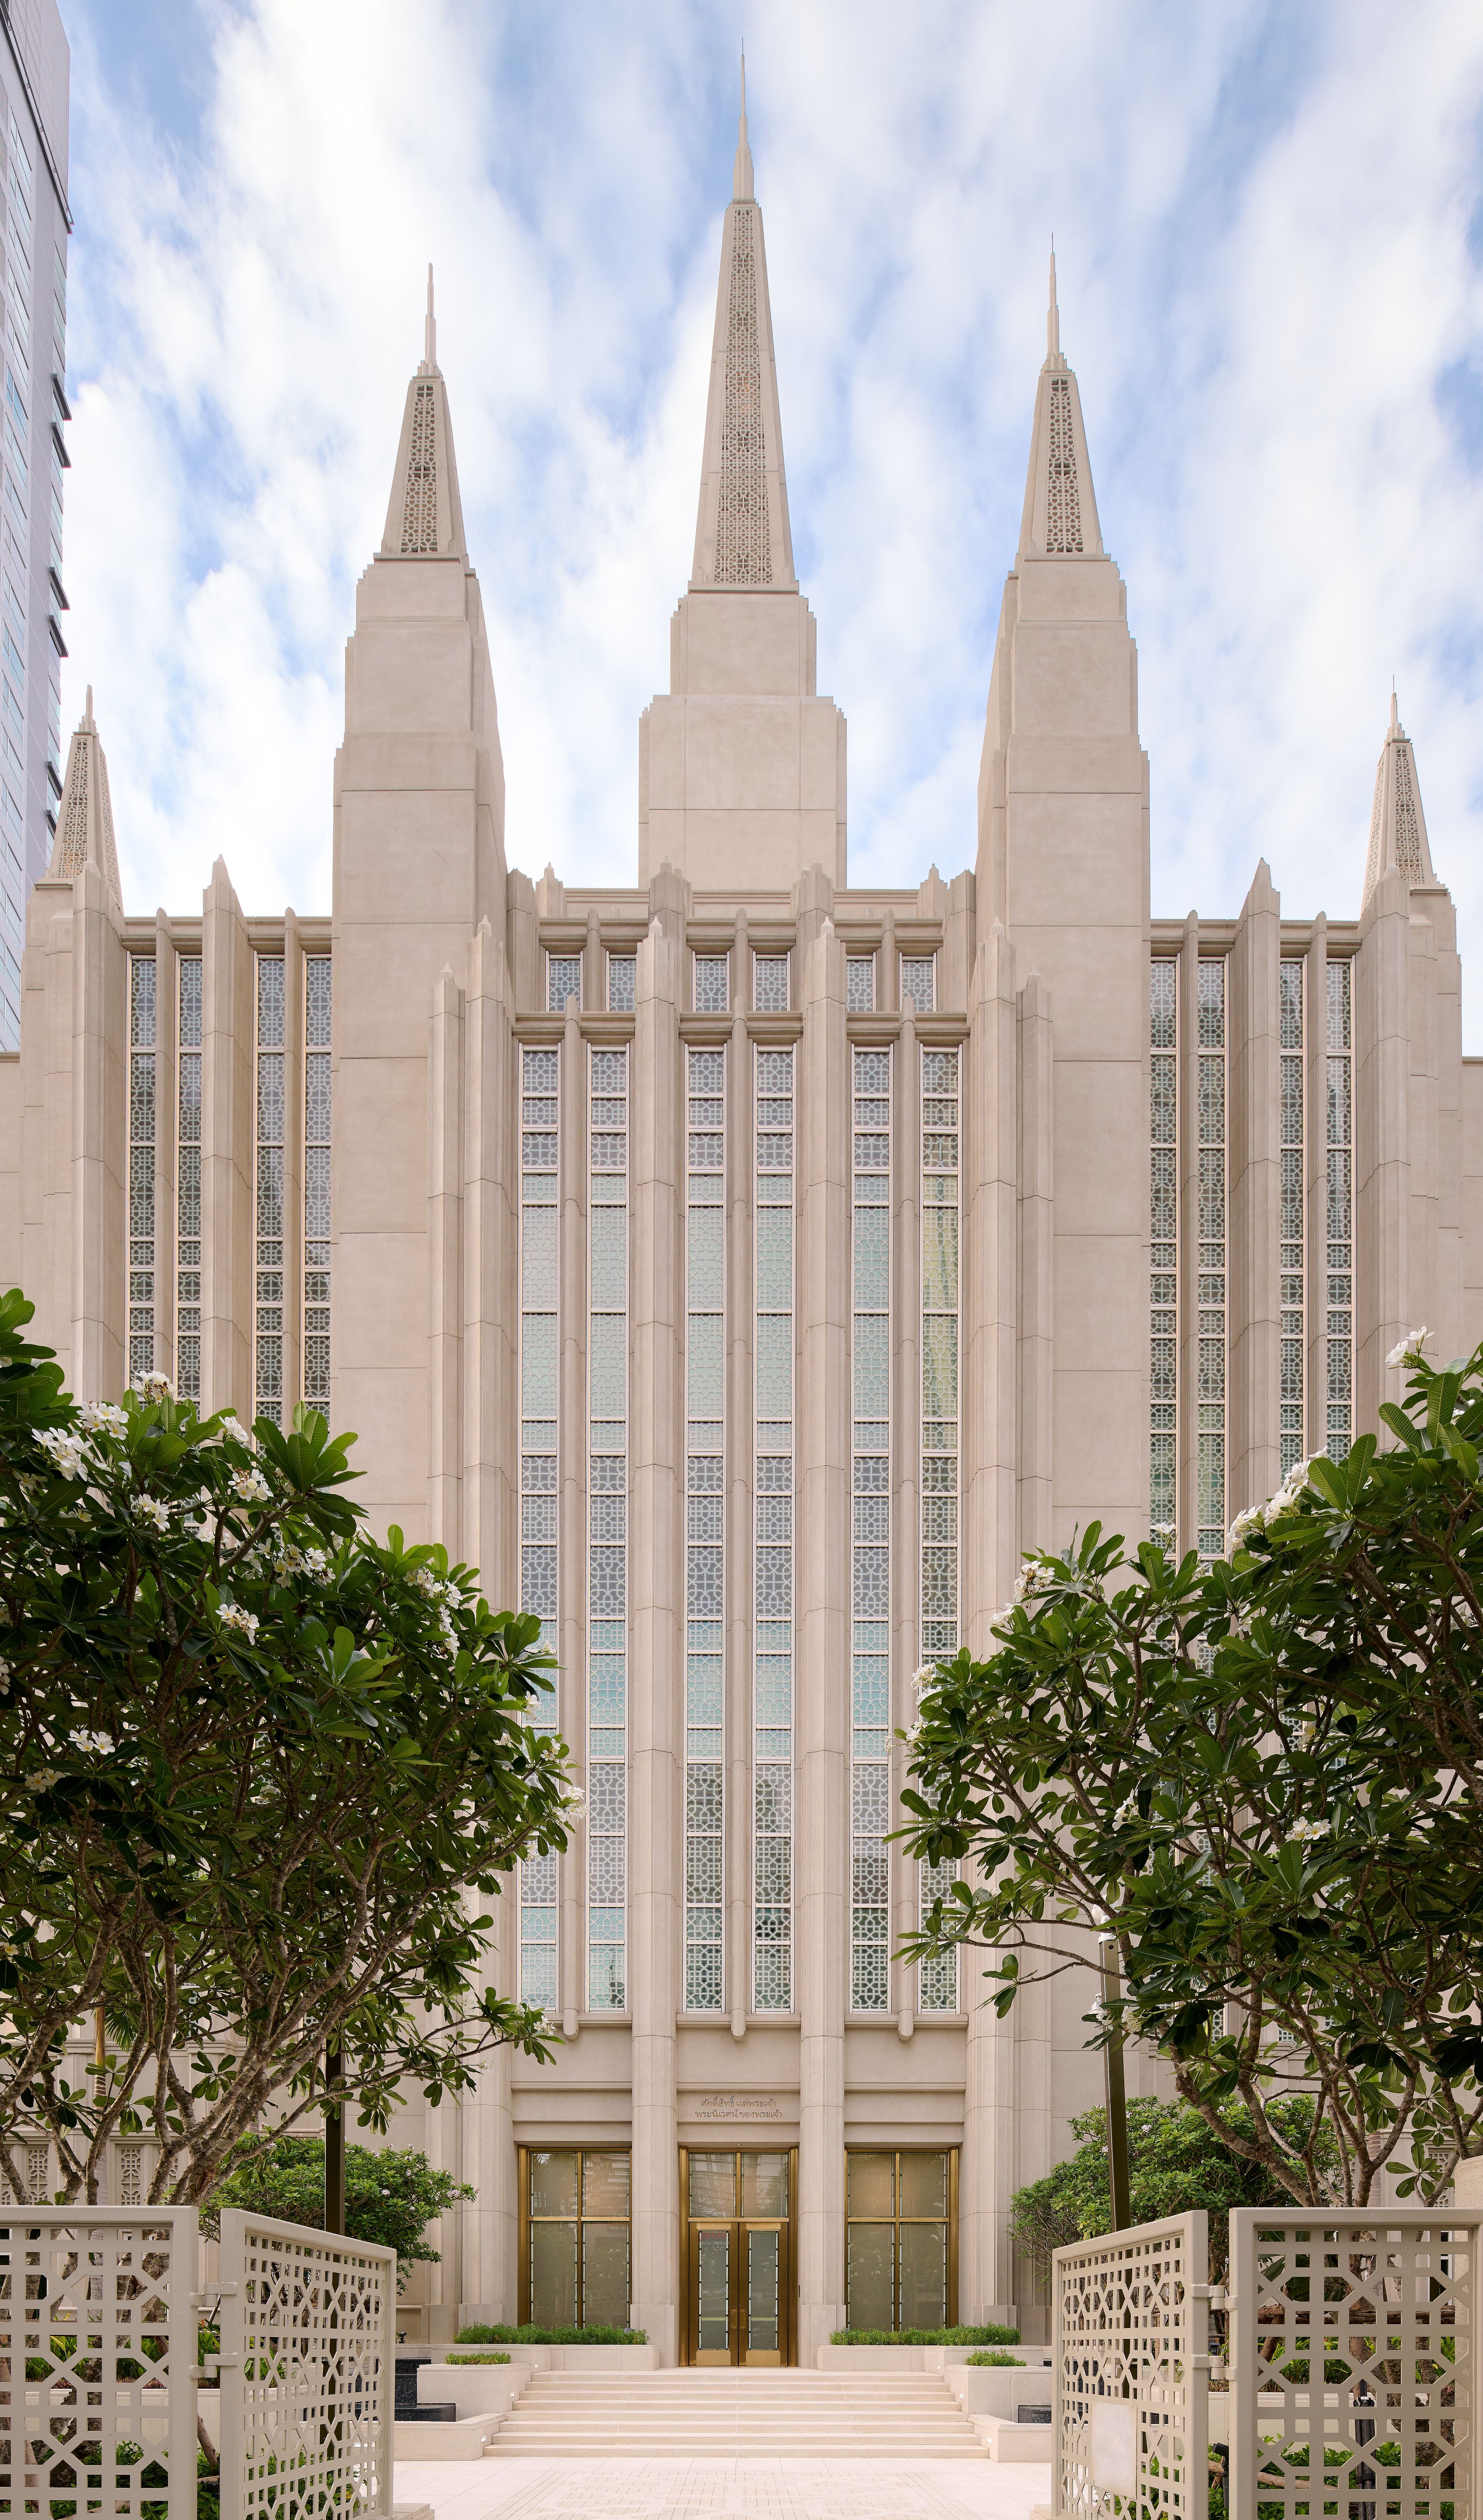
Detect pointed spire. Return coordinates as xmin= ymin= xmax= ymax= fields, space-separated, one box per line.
xmin=1362 ymin=690 xmax=1436 ymax=908
xmin=48 ymin=693 xmax=122 ymax=902
xmin=733 ymin=49 xmax=754 ymax=200
xmin=1016 ymin=248 xmax=1104 ymax=562
xmin=691 ymin=64 xmax=795 ymax=588
xmin=380 ymin=273 xmax=467 ymax=559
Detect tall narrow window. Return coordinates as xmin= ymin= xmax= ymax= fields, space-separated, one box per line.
xmin=520 ymin=1045 xmax=560 ymax=2011
xmin=547 ymin=952 xmax=581 ymax=1012
xmin=753 ymin=953 xmax=789 ymax=1013
xmin=588 ymin=1046 xmax=628 ymax=2011
xmin=753 ymin=1046 xmax=794 ymax=2011
xmin=1150 ymin=961 xmax=1177 ymax=1543
xmin=900 ymin=956 xmax=935 ymax=1014
xmin=1279 ymin=960 xmax=1305 ymax=1478
xmin=685 ymin=1046 xmax=725 ymax=2012
xmin=694 ymin=955 xmax=730 ymax=1015
xmin=918 ymin=1046 xmax=958 ymax=2011
xmin=847 ymin=957 xmax=876 ymax=1014
xmin=1196 ymin=961 xmax=1226 ymax=1559
xmin=1326 ymin=962 xmax=1353 ymax=1461
xmin=304 ymin=958 xmax=331 ymax=1411
xmin=176 ymin=959 xmax=202 ymax=1403
xmin=607 ymin=953 xmax=636 ymax=1013
xmin=254 ymin=956 xmax=285 ymax=1428
xmin=852 ymin=1047 xmax=891 ymax=2012
xmin=126 ymin=958 xmax=156 ymax=1389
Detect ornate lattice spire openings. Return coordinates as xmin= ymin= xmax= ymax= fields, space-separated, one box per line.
xmin=380 ymin=266 xmax=468 ymax=561
xmin=690 ymin=71 xmax=796 ymax=590
xmin=1362 ymin=691 xmax=1436 ymax=907
xmin=49 ymin=686 xmax=122 ymax=899
xmin=1016 ymin=250 xmax=1104 ymax=563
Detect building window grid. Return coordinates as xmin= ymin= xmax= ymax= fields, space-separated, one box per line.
xmin=175 ymin=959 xmax=202 ymax=1403
xmin=126 ymin=957 xmax=156 ymax=1390
xmin=846 ymin=957 xmax=876 ymax=1014
xmin=918 ymin=1046 xmax=959 ymax=2012
xmin=253 ymin=956 xmax=285 ymax=1429
xmin=753 ymin=1045 xmax=794 ymax=2011
xmin=606 ymin=953 xmax=636 ymax=1014
xmin=753 ymin=953 xmax=789 ymax=1014
xmin=587 ymin=1046 xmax=629 ymax=2012
xmin=520 ymin=1045 xmax=561 ymax=2012
xmin=1196 ymin=961 xmax=1227 ymax=1559
xmin=1150 ymin=961 xmax=1177 ymax=1542
xmin=685 ymin=1046 xmax=726 ymax=2011
xmin=304 ymin=959 xmax=331 ymax=1409
xmin=852 ymin=1046 xmax=891 ymax=2013
xmin=1279 ymin=959 xmax=1305 ymax=1479
xmin=547 ymin=952 xmax=581 ymax=1013
xmin=1326 ymin=961 xmax=1354 ymax=1461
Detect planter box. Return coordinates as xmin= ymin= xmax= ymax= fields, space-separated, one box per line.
xmin=977 ymin=2415 xmax=1054 ymax=2462
xmin=946 ymin=2366 xmax=1053 ymax=2419
xmin=816 ymin=2344 xmax=1051 ymax=2373
xmin=392 ymin=2415 xmax=497 ymax=2462
xmin=495 ymin=2342 xmax=660 ymax=2372
xmin=416 ymin=2361 xmax=531 ymax=2420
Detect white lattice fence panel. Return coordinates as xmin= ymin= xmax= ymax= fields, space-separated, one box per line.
xmin=0 ymin=2205 xmax=200 ymax=2520
xmin=1053 ymin=2212 xmax=1210 ymax=2520
xmin=217 ymin=2210 xmax=394 ymax=2520
xmin=1229 ymin=2208 xmax=1481 ymax=2520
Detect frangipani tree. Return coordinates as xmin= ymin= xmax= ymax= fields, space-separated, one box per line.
xmin=0 ymin=1289 xmax=574 ymax=2203
xmin=901 ymin=1331 xmax=1483 ymax=2206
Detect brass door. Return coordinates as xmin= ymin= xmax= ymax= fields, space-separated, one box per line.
xmin=686 ymin=2218 xmax=789 ymax=2364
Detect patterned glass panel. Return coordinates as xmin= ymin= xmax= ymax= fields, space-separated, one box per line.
xmin=175 ymin=959 xmax=202 ymax=1401
xmin=1279 ymin=961 xmax=1305 ymax=1476
xmin=589 ymin=1045 xmax=628 ymax=2009
xmin=919 ymin=1046 xmax=958 ymax=2009
xmin=126 ymin=958 xmax=156 ymax=1388
xmin=853 ymin=1045 xmax=890 ymax=2011
xmin=303 ymin=956 xmax=331 ymax=1409
xmin=686 ymin=1044 xmax=725 ymax=2009
xmin=1326 ymin=961 xmax=1353 ymax=1459
xmin=522 ymin=1044 xmax=560 ymax=2008
xmin=1150 ymin=959 xmax=1177 ymax=1543
xmin=753 ymin=1042 xmax=794 ymax=2009
xmin=1197 ymin=962 xmax=1225 ymax=1557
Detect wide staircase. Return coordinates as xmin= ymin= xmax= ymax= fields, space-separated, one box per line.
xmin=487 ymin=2366 xmax=985 ymax=2457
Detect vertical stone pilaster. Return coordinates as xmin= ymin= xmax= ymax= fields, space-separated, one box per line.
xmin=891 ymin=996 xmax=920 ymax=2028
xmin=427 ymin=965 xmax=465 ymax=1551
xmin=201 ymin=858 xmax=253 ymax=1420
xmin=1356 ymin=868 xmax=1410 ymax=1435
xmin=20 ymin=879 xmax=75 ymax=1371
xmin=962 ymin=921 xmax=1018 ymax=1641
xmin=462 ymin=915 xmax=517 ymax=1601
xmin=1228 ymin=861 xmax=1280 ymax=1519
xmin=630 ymin=916 xmax=682 ymax=2361
xmin=506 ymin=869 xmax=538 ymax=1017
xmin=942 ymin=868 xmax=976 ymax=1018
xmin=795 ymin=912 xmax=848 ymax=2362
xmin=1016 ymin=969 xmax=1054 ymax=1555
xmin=1415 ymin=887 xmax=1464 ymax=1359
xmin=559 ymin=995 xmax=586 ymax=2036
xmin=70 ymin=861 xmax=127 ymax=1402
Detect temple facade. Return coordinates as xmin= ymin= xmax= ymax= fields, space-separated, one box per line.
xmin=1 ymin=86 xmax=1477 ymax=2356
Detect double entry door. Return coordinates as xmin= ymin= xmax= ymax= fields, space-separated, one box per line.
xmin=681 ymin=2147 xmax=796 ymax=2366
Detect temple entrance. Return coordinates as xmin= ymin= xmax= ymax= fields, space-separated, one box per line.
xmin=680 ymin=2147 xmax=797 ymax=2365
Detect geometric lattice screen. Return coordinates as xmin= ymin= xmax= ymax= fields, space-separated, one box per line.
xmin=1228 ymin=2210 xmax=1478 ymax=2520
xmin=1053 ymin=2211 xmax=1211 ymax=2520
xmin=0 ymin=2208 xmax=200 ymax=2520
xmin=217 ymin=2209 xmax=395 ymax=2520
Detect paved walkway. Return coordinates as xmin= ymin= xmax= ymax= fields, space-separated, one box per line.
xmin=395 ymin=2454 xmax=1052 ymax=2520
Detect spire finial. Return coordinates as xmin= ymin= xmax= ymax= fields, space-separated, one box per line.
xmin=423 ymin=264 xmax=437 ymax=373
xmin=733 ymin=46 xmax=754 ymax=199
xmin=1048 ymin=237 xmax=1060 ymax=359
xmin=85 ymin=683 xmax=93 ymax=727
xmin=1391 ymin=680 xmax=1398 ymax=732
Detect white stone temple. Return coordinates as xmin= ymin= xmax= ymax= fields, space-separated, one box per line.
xmin=1 ymin=81 xmax=1476 ymax=2358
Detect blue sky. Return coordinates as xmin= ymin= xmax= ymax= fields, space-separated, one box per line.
xmin=56 ymin=1 xmax=1483 ymax=1031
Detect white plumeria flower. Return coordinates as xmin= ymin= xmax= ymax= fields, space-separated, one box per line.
xmin=36 ymin=1427 xmax=88 ymax=1480
xmin=1114 ymin=1791 xmax=1140 ymax=1826
xmin=230 ymin=1465 xmax=272 ymax=1505
xmin=136 ymin=1495 xmax=171 ymax=1532
xmin=138 ymin=1371 xmax=176 ymax=1405
xmin=1227 ymin=1505 xmax=1265 ymax=1550
xmin=24 ymin=1768 xmax=61 ymax=1791
xmin=1289 ymin=1815 xmax=1330 ymax=1844
xmin=218 ymin=1601 xmax=260 ymax=1642
xmin=69 ymin=1729 xmax=112 ymax=1755
xmin=560 ymin=1784 xmax=587 ymax=1823
xmin=78 ymin=1401 xmax=127 ymax=1435
xmin=1385 ymin=1328 xmax=1431 ymax=1369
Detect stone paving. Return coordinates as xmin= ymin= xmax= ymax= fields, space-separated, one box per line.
xmin=395 ymin=2453 xmax=1053 ymax=2520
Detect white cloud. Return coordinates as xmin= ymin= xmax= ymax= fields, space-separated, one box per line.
xmin=59 ymin=0 xmax=1483 ymax=1025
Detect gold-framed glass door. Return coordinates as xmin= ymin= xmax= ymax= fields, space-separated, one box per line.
xmin=844 ymin=2147 xmax=958 ymax=2332
xmin=680 ymin=2147 xmax=796 ymax=2364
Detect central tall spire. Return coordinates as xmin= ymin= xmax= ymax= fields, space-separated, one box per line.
xmin=1016 ymin=247 xmax=1103 ymax=561
xmin=380 ymin=265 xmax=467 ymax=559
xmin=690 ymin=59 xmax=795 ymax=588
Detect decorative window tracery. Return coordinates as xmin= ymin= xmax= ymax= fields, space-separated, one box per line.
xmin=521 ymin=1046 xmax=560 ymax=2012
xmin=686 ymin=1046 xmax=725 ymax=2010
xmin=753 ymin=953 xmax=789 ymax=1013
xmin=176 ymin=959 xmax=202 ymax=1402
xmin=900 ymin=956 xmax=935 ymax=1013
xmin=852 ymin=1046 xmax=891 ymax=2012
xmin=714 ymin=204 xmax=772 ymax=585
xmin=1196 ymin=961 xmax=1226 ymax=1558
xmin=607 ymin=953 xmax=635 ymax=1013
xmin=588 ymin=1046 xmax=628 ymax=2010
xmin=1150 ymin=960 xmax=1177 ymax=1543
xmin=847 ymin=957 xmax=876 ymax=1014
xmin=1326 ymin=963 xmax=1353 ymax=1460
xmin=547 ymin=952 xmax=581 ymax=1013
xmin=753 ymin=1045 xmax=794 ymax=2010
xmin=304 ymin=958 xmax=331 ymax=1410
xmin=254 ymin=956 xmax=285 ymax=1428
xmin=126 ymin=957 xmax=156 ymax=1390
xmin=694 ymin=954 xmax=730 ymax=1014
xmin=1279 ymin=959 xmax=1305 ymax=1477
xmin=918 ymin=1046 xmax=958 ymax=2012
xmin=1393 ymin=743 xmax=1424 ymax=882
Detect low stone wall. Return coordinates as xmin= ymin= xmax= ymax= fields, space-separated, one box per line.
xmin=814 ymin=2344 xmax=1052 ymax=2373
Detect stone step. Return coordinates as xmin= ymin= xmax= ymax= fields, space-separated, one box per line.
xmin=484 ymin=2367 xmax=987 ymax=2459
